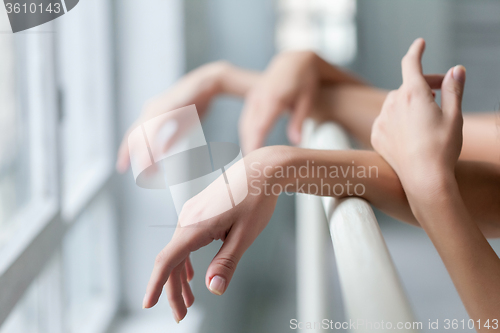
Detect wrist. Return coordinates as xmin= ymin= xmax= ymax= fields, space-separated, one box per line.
xmin=246 ymin=145 xmax=295 ymax=187
xmin=206 ymin=61 xmax=233 ymax=95
xmin=403 ymin=166 xmax=459 ymax=214
xmin=407 ymin=174 xmax=466 ymax=230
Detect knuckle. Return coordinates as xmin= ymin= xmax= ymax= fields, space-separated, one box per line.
xmin=167 ymin=291 xmax=185 ymax=308
xmin=403 ymin=90 xmax=413 ymax=103
xmin=245 ymin=90 xmax=261 ymax=104
xmin=154 ymin=251 xmax=166 ymax=266
xmin=371 ymin=132 xmax=383 ymax=152
xmin=445 ymin=84 xmax=463 ymax=97
xmin=399 ymin=85 xmax=416 ymax=103
xmin=370 ymin=131 xmax=379 ymax=148
xmin=166 ymin=292 xmax=176 ymax=302
xmin=213 ymin=254 xmax=238 ymax=272
xmin=265 ymin=92 xmax=286 ymax=110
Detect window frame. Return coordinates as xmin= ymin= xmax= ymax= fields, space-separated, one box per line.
xmin=0 ymin=0 xmax=118 ymax=330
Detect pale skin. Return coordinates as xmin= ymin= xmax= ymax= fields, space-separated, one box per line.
xmin=116 ymin=47 xmax=500 ymax=324
xmin=371 ymin=38 xmax=500 ymax=330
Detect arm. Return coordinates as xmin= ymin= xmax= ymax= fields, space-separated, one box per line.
xmin=371 ymin=38 xmax=500 ymax=329
xmin=143 ymin=144 xmax=500 ymax=322
xmin=408 ymin=171 xmax=500 ymax=327
xmin=116 ymin=61 xmax=259 ymax=173
xmin=116 ymin=58 xmax=364 ymax=172
xmin=276 ymin=147 xmax=500 ymax=238
xmin=462 ymin=113 xmax=500 ymax=164
xmin=315 ymin=85 xmax=500 ymax=166
xmin=238 ymin=51 xmax=365 ymax=153
xmin=117 ymin=58 xmax=499 ymax=172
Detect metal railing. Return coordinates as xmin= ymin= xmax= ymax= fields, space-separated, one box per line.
xmin=296 ymin=120 xmax=418 ymax=332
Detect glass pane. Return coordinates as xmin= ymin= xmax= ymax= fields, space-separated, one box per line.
xmin=0 ymin=11 xmax=31 ymax=235
xmin=0 ymin=257 xmax=62 ymax=333
xmin=276 ymin=0 xmax=357 ymax=65
xmin=62 ymin=191 xmax=117 ymax=331
xmin=58 ymin=0 xmax=113 ymax=199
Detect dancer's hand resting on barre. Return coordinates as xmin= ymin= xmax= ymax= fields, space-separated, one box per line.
xmin=239 ymin=51 xmax=364 ymax=153
xmin=371 ymin=38 xmax=500 ymax=331
xmin=116 ymin=52 xmax=365 ymax=173
xmin=121 ymin=43 xmax=500 ymax=325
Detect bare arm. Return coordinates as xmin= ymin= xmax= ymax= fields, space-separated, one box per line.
xmin=276 ymin=147 xmax=500 ymax=238
xmin=117 ymin=60 xmax=499 ymax=171
xmin=315 ymin=84 xmax=500 ymax=166
xmin=408 ymin=173 xmax=500 ymax=328
xmin=143 ymin=144 xmax=500 ymax=323
xmin=370 ymin=38 xmax=500 ymax=329
xmin=462 ymin=113 xmax=500 ymax=164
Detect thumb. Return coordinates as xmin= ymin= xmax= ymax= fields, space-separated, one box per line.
xmin=287 ymin=91 xmax=313 ymax=145
xmin=205 ymin=226 xmax=251 ymax=296
xmin=441 ymin=65 xmax=466 ymax=117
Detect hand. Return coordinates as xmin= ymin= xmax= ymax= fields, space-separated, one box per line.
xmin=371 ymin=38 xmax=466 ymax=192
xmin=142 ymin=146 xmax=287 ymax=322
xmin=116 ymin=62 xmax=230 ymax=173
xmin=239 ymin=51 xmax=363 ymax=154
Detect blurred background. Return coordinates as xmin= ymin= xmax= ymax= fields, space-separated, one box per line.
xmin=1 ymin=0 xmax=500 ymax=332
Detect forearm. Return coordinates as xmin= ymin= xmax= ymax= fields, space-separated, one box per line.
xmin=214 ymin=61 xmax=500 ymax=167
xmin=315 ymin=85 xmax=500 ymax=162
xmin=263 ymin=146 xmax=500 ymax=236
xmin=214 ymin=53 xmax=366 ymax=104
xmin=216 ymin=62 xmax=260 ymax=97
xmin=274 ymin=146 xmax=413 ymax=221
xmin=314 ymin=85 xmax=388 ymax=148
xmin=212 ymin=60 xmax=387 ymax=150
xmin=461 ymin=113 xmax=500 ymax=165
xmin=407 ymin=176 xmax=500 ymax=327
xmin=312 ymin=52 xmax=365 ymax=85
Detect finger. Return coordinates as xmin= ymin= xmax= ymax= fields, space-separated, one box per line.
xmin=401 ymin=38 xmax=426 ymax=83
xmin=165 ymin=262 xmax=187 ymax=323
xmin=181 ymin=266 xmax=195 ymax=308
xmin=205 ymin=224 xmax=253 ymax=296
xmin=424 ymin=74 xmax=445 ymax=90
xmin=239 ymin=95 xmax=284 ymax=154
xmin=185 ymin=256 xmax=194 ymax=282
xmin=162 ymin=129 xmax=183 ymax=154
xmin=441 ymin=65 xmax=466 ymax=118
xmin=143 ymin=233 xmax=199 ymax=309
xmin=287 ymin=90 xmax=314 ymax=145
xmin=116 ymin=135 xmax=131 ymax=173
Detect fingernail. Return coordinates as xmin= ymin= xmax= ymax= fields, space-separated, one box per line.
xmin=173 ymin=311 xmax=180 ymax=324
xmin=452 ymin=65 xmax=466 ymax=83
xmin=142 ymin=295 xmax=147 ymax=309
xmin=209 ymin=275 xmax=226 ymax=295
